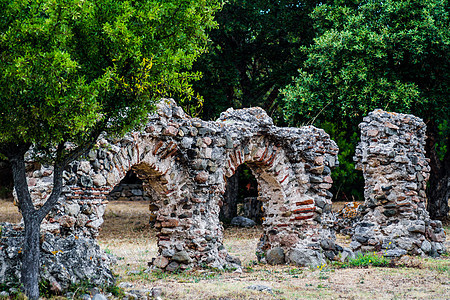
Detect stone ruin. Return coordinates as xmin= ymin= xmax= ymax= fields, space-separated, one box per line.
xmin=350 ymin=110 xmax=446 ymax=257
xmin=0 ymin=101 xmax=446 ymax=292
xmin=1 ymin=99 xmax=339 ymax=289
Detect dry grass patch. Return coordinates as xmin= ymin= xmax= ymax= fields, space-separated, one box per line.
xmin=0 ymin=200 xmax=449 ymax=299
xmin=96 ymin=200 xmax=450 ymax=300
xmin=98 ymin=201 xmax=157 ymax=274
xmin=0 ymin=199 xmax=21 ymax=223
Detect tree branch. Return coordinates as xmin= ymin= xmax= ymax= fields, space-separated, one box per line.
xmin=36 ymin=125 xmax=104 ymax=221
xmin=0 ymin=143 xmax=34 ymax=216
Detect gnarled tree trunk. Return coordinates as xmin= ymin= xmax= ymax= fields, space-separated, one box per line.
xmin=4 ymin=142 xmax=75 ymax=300
xmin=6 ymin=143 xmax=40 ymax=300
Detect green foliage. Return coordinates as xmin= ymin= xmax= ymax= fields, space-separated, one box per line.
xmin=282 ymin=0 xmax=450 ymax=127
xmin=0 ymin=281 xmax=24 ymax=299
xmin=106 ymin=285 xmax=126 ymax=298
xmin=345 ymin=252 xmax=390 ymax=268
xmin=38 ymin=279 xmax=52 ymax=298
xmin=437 ymin=120 xmax=449 ymax=161
xmin=281 ymin=0 xmax=450 ymax=125
xmin=0 ymin=0 xmax=222 ymax=150
xmin=237 ymin=165 xmax=258 ymax=201
xmin=192 ymin=0 xmax=321 ymax=121
xmin=280 ymin=0 xmax=450 ymax=206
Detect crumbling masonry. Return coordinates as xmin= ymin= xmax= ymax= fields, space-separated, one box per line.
xmin=1 ymin=102 xmax=446 ymax=291
xmin=14 ymin=99 xmax=339 ymax=272
xmin=352 ymin=110 xmax=446 ymax=256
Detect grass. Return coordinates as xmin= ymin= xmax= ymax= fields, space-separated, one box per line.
xmin=0 ymin=199 xmax=21 ymax=223
xmin=95 ymin=201 xmax=450 ymax=300
xmin=345 ymin=252 xmax=391 ymax=268
xmin=1 ymin=199 xmax=449 ymax=299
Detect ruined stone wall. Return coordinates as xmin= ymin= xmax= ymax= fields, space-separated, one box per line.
xmin=5 ymin=103 xmax=447 ymax=293
xmin=353 ymin=109 xmax=446 ymax=256
xmin=0 ymin=223 xmax=114 ymax=294
xmin=16 ymin=99 xmax=339 ymax=271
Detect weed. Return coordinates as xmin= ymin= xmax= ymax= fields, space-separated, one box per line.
xmin=150 ymin=269 xmax=170 ymax=280
xmin=286 ymin=268 xmax=303 ymax=275
xmin=344 ymin=252 xmax=390 ymax=268
xmin=433 ymin=265 xmax=450 ymax=274
xmin=0 ymin=282 xmax=23 ymax=299
xmin=39 ymin=279 xmax=53 ymax=298
xmin=66 ymin=279 xmax=123 ymax=299
xmin=245 ymin=266 xmax=255 ymax=273
xmin=319 ymin=274 xmax=329 ymax=280
xmin=106 ymin=285 xmax=125 ymax=298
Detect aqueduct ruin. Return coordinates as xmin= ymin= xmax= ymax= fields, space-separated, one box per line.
xmin=22 ymin=99 xmax=339 ymax=271
xmin=0 ymin=99 xmax=446 ymax=291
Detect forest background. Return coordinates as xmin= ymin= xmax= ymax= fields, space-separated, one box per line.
xmin=190 ymin=0 xmax=449 ymax=220
xmin=0 ymin=0 xmax=448 ymax=219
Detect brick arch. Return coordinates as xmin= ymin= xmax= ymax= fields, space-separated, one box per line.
xmin=219 ymin=135 xmax=319 ymax=256
xmin=25 ymin=99 xmax=339 ymax=270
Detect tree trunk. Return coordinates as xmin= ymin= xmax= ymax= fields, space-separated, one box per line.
xmin=21 ymin=214 xmax=41 ymax=300
xmin=425 ymin=121 xmax=450 ymax=219
xmin=5 ymin=143 xmax=41 ymax=300
xmin=1 ymin=136 xmax=98 ymax=299
xmin=428 ymin=170 xmax=450 ymax=219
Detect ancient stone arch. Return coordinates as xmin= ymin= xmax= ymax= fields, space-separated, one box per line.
xmin=22 ymin=99 xmax=339 ymax=270
xmin=3 ymin=103 xmax=447 ymax=291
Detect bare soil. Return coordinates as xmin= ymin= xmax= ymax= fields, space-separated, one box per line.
xmin=98 ymin=201 xmax=450 ymax=300
xmin=1 ymin=200 xmax=449 ymax=299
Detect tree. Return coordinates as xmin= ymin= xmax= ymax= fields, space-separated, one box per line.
xmin=281 ymin=0 xmax=450 ymax=217
xmin=0 ymin=0 xmax=221 ymax=298
xmin=192 ymin=0 xmax=322 ymax=120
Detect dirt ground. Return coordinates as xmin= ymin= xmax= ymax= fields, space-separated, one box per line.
xmin=97 ymin=201 xmax=450 ymax=300
xmin=1 ymin=200 xmax=449 ymax=299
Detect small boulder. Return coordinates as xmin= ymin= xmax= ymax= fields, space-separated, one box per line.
xmin=246 ymin=285 xmax=273 ymax=294
xmin=153 ymin=256 xmax=169 ymax=269
xmin=384 ymin=248 xmax=407 ymax=257
xmin=230 ymin=216 xmax=256 ymax=228
xmin=172 ymin=251 xmax=191 ymax=264
xmin=266 ymin=247 xmax=285 ymax=265
xmin=287 ymin=248 xmax=325 ymax=268
xmin=92 ymin=294 xmax=107 ymax=300
xmin=165 ymin=261 xmax=180 ymax=272
xmin=92 ymin=174 xmax=106 ymax=187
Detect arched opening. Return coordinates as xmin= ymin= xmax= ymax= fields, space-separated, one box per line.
xmin=220 ymin=142 xmax=294 ymax=265
xmin=107 ymin=170 xmax=149 ymax=202
xmin=98 ymin=169 xmax=158 ymax=275
xmin=220 ymin=164 xmax=260 ymax=225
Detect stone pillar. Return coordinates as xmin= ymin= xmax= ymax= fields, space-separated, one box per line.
xmin=353 ymin=109 xmax=446 ymax=256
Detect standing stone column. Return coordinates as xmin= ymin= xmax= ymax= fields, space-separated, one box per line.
xmin=353 ymin=110 xmax=446 ymax=256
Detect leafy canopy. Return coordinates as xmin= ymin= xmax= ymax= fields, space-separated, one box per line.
xmin=280 ymin=0 xmax=450 ymax=201
xmin=192 ymin=0 xmax=320 ymax=120
xmin=0 ymin=0 xmax=221 ymax=151
xmin=281 ymin=0 xmax=450 ymax=125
